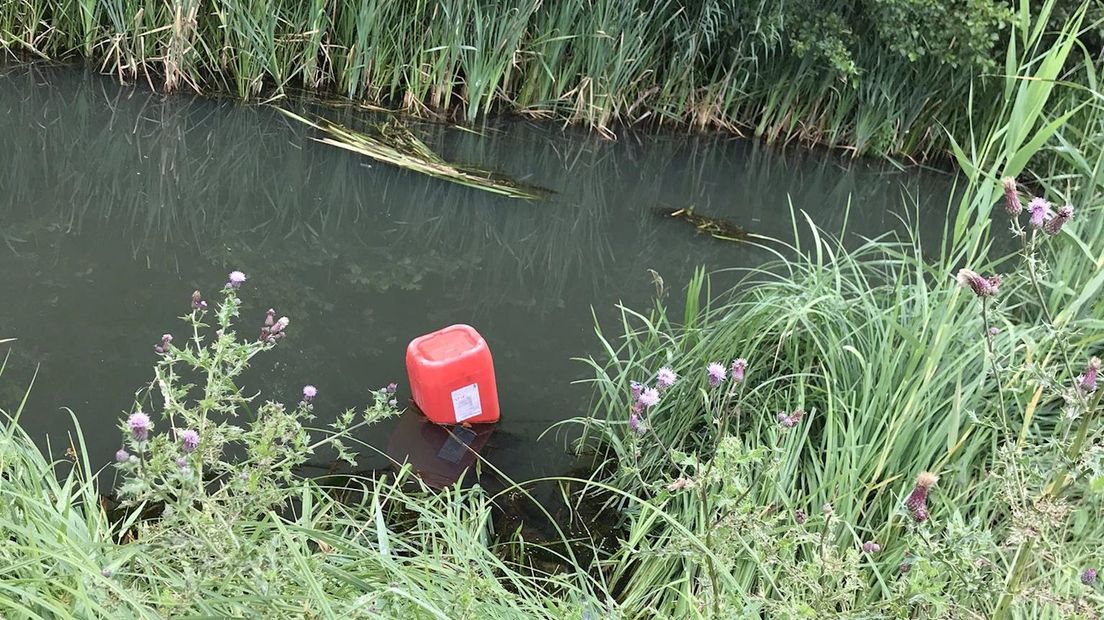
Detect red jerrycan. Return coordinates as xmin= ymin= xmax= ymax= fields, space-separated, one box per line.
xmin=405 ymin=324 xmax=500 ymax=425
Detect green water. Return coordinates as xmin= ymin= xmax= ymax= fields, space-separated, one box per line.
xmin=0 ymin=66 xmax=954 ymax=483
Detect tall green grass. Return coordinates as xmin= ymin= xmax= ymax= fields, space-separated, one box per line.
xmin=562 ymin=2 xmax=1104 ymax=616
xmin=3 ymin=0 xmax=1094 ymax=156
xmin=0 ymin=359 xmax=614 ymax=619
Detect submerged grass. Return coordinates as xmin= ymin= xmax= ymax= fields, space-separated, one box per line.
xmin=655 ymin=206 xmax=750 ymax=242
xmin=277 ymin=108 xmax=551 ymax=199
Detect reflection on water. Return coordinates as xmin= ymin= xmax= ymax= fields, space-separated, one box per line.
xmin=385 ymin=410 xmax=495 ymax=488
xmin=0 ymin=66 xmax=954 ymax=482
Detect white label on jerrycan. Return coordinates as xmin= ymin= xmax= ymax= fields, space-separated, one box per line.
xmin=451 ymin=383 xmax=482 ymax=422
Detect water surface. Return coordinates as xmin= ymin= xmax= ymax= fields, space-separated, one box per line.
xmin=0 ymin=66 xmax=954 ymax=483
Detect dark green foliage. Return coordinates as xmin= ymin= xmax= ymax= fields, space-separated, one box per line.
xmin=1 ymin=0 xmax=1092 ymax=156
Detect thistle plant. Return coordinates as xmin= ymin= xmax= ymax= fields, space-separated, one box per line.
xmin=113 ymin=271 xmax=400 ymax=524
xmin=973 ymin=177 xmax=1103 ymax=617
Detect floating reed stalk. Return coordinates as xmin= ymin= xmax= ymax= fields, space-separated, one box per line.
xmin=277 ymin=108 xmax=550 ymax=200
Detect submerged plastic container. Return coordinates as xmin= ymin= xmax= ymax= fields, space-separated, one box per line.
xmin=386 ymin=409 xmax=495 ymax=488
xmin=406 ymin=324 xmax=500 ymax=425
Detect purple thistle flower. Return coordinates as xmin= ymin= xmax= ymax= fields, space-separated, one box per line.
xmin=264 ymin=308 xmax=275 ymax=327
xmin=956 ymin=269 xmax=1000 ymax=298
xmin=179 ymin=429 xmax=199 ymax=453
xmin=127 ymin=411 xmax=152 ymax=442
xmin=227 ymin=270 xmax=247 ymax=289
xmin=1044 ymin=205 xmax=1073 ymax=236
xmin=655 ymin=367 xmax=677 ymax=391
xmin=1002 ymin=177 xmax=1022 ymax=217
xmin=861 ymin=540 xmax=881 ymax=553
xmin=730 ymin=358 xmax=747 ymax=383
xmin=638 ymin=387 xmax=660 ymax=408
xmin=1078 ymin=357 xmax=1101 ymax=393
xmin=707 ymin=362 xmax=726 ymax=387
xmin=628 ymin=411 xmax=646 ymax=435
xmin=154 ymin=333 xmax=173 ymax=355
xmin=302 ymin=385 xmax=318 ymax=402
xmin=386 ymin=382 xmax=398 ymax=394
xmin=793 ymin=509 xmax=807 ymax=524
xmin=776 ymin=411 xmax=789 ymax=423
xmin=115 ymin=449 xmax=129 ymax=462
xmin=1082 ymin=567 xmax=1097 ymax=586
xmin=630 ymin=381 xmax=643 ymax=401
xmin=1027 ymin=197 xmax=1052 ymax=229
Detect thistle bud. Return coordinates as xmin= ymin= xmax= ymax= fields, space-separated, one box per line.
xmin=1082 ymin=568 xmax=1098 ymax=586
xmin=1044 ymin=205 xmax=1073 ymax=236
xmin=956 ymin=269 xmax=1000 ymax=298
xmin=191 ymin=290 xmax=207 ymax=311
xmin=154 ymin=333 xmax=173 ymax=355
xmin=1002 ymin=177 xmax=1022 ymax=217
xmin=906 ymin=472 xmax=938 ymax=522
xmin=1079 ymin=357 xmax=1101 ymax=393
xmin=730 ymin=358 xmax=747 ymax=383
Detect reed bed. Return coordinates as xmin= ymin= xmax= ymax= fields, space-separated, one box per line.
xmin=3 ymin=0 xmax=1097 ymax=156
